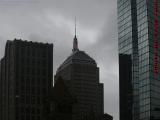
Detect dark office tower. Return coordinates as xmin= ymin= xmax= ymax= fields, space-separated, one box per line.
xmin=0 ymin=63 xmax=1 ymax=120
xmin=119 ymin=54 xmax=132 ymax=120
xmin=0 ymin=39 xmax=53 ymax=120
xmin=55 ymin=35 xmax=104 ymax=120
xmin=43 ymin=76 xmax=76 ymax=120
xmin=118 ymin=0 xmax=160 ymax=120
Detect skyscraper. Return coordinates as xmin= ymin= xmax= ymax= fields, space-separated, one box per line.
xmin=0 ymin=39 xmax=53 ymax=120
xmin=118 ymin=0 xmax=160 ymax=120
xmin=54 ymin=35 xmax=104 ymax=120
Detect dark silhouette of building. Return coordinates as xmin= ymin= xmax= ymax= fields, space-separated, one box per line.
xmin=43 ymin=76 xmax=76 ymax=120
xmin=54 ymin=35 xmax=104 ymax=120
xmin=0 ymin=59 xmax=2 ymax=120
xmin=103 ymin=113 xmax=113 ymax=120
xmin=0 ymin=39 xmax=53 ymax=120
xmin=119 ymin=54 xmax=132 ymax=120
xmin=118 ymin=0 xmax=160 ymax=120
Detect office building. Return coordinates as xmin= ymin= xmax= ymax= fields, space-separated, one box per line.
xmin=54 ymin=35 xmax=104 ymax=120
xmin=0 ymin=39 xmax=53 ymax=120
xmin=118 ymin=0 xmax=160 ymax=120
xmin=43 ymin=76 xmax=76 ymax=120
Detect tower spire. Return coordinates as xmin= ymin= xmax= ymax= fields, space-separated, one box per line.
xmin=72 ymin=17 xmax=79 ymax=52
xmin=75 ymin=17 xmax=77 ymax=37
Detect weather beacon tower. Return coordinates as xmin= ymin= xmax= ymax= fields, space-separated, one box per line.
xmin=55 ymin=32 xmax=104 ymax=120
xmin=118 ymin=0 xmax=160 ymax=120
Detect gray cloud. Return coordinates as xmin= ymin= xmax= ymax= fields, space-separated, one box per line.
xmin=84 ymin=5 xmax=118 ymax=119
xmin=0 ymin=0 xmax=119 ymax=119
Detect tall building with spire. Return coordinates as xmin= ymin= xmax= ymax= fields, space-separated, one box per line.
xmin=55 ymin=34 xmax=104 ymax=120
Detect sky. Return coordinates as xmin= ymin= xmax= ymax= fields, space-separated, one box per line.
xmin=0 ymin=0 xmax=119 ymax=119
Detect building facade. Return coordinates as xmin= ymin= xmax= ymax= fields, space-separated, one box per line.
xmin=103 ymin=113 xmax=113 ymax=120
xmin=54 ymin=36 xmax=104 ymax=120
xmin=119 ymin=54 xmax=132 ymax=120
xmin=43 ymin=76 xmax=76 ymax=120
xmin=118 ymin=0 xmax=160 ymax=120
xmin=0 ymin=39 xmax=53 ymax=120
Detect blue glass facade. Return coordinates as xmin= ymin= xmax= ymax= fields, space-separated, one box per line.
xmin=118 ymin=0 xmax=160 ymax=120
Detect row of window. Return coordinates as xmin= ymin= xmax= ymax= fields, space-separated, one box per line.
xmin=18 ymin=58 xmax=47 ymax=67
xmin=16 ymin=87 xmax=47 ymax=95
xmin=17 ymin=95 xmax=42 ymax=105
xmin=118 ymin=0 xmax=130 ymax=11
xmin=118 ymin=18 xmax=132 ymax=31
xmin=138 ymin=33 xmax=148 ymax=44
xmin=138 ymin=20 xmax=148 ymax=33
xmin=17 ymin=46 xmax=48 ymax=58
xmin=140 ymin=109 xmax=150 ymax=119
xmin=139 ymin=76 xmax=149 ymax=84
xmin=118 ymin=32 xmax=132 ymax=43
xmin=19 ymin=68 xmax=47 ymax=76
xmin=15 ymin=77 xmax=48 ymax=86
xmin=137 ymin=0 xmax=147 ymax=10
xmin=16 ymin=114 xmax=41 ymax=120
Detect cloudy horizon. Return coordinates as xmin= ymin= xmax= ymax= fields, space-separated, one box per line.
xmin=0 ymin=0 xmax=119 ymax=119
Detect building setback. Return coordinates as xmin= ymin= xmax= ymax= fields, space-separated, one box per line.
xmin=118 ymin=0 xmax=160 ymax=120
xmin=54 ymin=35 xmax=104 ymax=120
xmin=0 ymin=39 xmax=53 ymax=120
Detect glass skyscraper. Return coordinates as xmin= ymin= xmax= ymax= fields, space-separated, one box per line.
xmin=118 ymin=0 xmax=160 ymax=120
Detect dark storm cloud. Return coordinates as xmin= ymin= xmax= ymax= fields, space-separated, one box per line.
xmin=0 ymin=0 xmax=119 ymax=119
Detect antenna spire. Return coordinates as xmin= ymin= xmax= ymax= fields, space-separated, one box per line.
xmin=75 ymin=16 xmax=77 ymax=37
xmin=72 ymin=17 xmax=79 ymax=52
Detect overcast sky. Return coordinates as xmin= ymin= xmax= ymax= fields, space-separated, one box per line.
xmin=0 ymin=0 xmax=118 ymax=119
